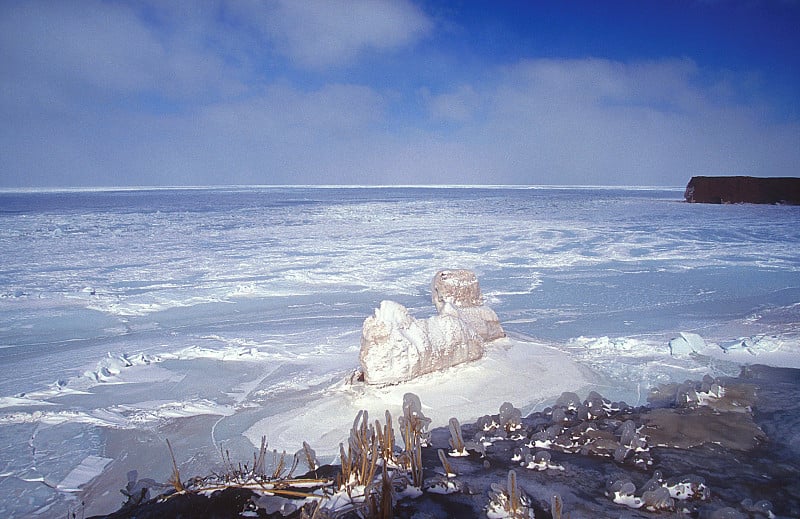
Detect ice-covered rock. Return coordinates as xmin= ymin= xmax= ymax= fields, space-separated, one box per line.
xmin=431 ymin=269 xmax=484 ymax=311
xmin=359 ymin=270 xmax=504 ymax=385
xmin=359 ymin=300 xmax=484 ymax=385
xmin=455 ymin=305 xmax=505 ymax=342
xmin=432 ymin=269 xmax=504 ymax=341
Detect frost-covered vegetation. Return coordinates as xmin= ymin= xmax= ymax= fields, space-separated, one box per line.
xmin=95 ymin=368 xmax=795 ymax=518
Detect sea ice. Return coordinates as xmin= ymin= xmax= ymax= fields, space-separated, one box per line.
xmin=56 ymin=455 xmax=114 ymax=492
xmin=669 ymin=332 xmax=706 ymax=356
xmin=1 ymin=187 xmax=799 ymax=518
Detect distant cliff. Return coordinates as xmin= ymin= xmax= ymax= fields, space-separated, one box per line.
xmin=684 ymin=176 xmax=800 ymax=205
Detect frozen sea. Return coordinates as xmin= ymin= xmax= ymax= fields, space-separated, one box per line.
xmin=0 ymin=186 xmax=798 ymax=517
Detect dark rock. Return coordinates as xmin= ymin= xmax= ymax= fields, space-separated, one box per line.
xmin=96 ymin=486 xmax=263 ymax=518
xmin=684 ymin=176 xmax=800 ymax=205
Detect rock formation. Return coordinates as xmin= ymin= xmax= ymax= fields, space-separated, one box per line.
xmin=431 ymin=269 xmax=504 ymax=342
xmin=684 ymin=176 xmax=800 ymax=205
xmin=359 ymin=270 xmax=504 ymax=385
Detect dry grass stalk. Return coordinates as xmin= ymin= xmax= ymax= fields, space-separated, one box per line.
xmin=508 ymin=470 xmax=520 ymax=515
xmin=375 ymin=409 xmax=396 ymax=464
xmin=254 ymin=436 xmax=268 ymax=477
xmin=437 ymin=449 xmax=455 ymax=477
xmin=378 ymin=463 xmax=394 ymax=519
xmin=165 ymin=439 xmax=185 ymax=492
xmin=551 ymin=493 xmax=563 ymax=519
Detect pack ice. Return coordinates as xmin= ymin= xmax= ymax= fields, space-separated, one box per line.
xmin=359 ymin=270 xmax=505 ymax=385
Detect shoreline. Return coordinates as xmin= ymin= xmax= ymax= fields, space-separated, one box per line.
xmin=89 ymin=364 xmax=800 ymax=518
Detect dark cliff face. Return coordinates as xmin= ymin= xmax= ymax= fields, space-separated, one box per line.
xmin=685 ymin=176 xmax=800 ymax=205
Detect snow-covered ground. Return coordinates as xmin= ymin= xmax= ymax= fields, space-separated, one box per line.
xmin=0 ymin=186 xmax=798 ymax=517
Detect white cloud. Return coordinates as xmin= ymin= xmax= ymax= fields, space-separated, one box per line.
xmin=0 ymin=0 xmax=244 ymax=114
xmin=422 ymin=85 xmax=481 ymax=122
xmin=465 ymin=58 xmax=800 ymax=185
xmin=4 ymin=56 xmax=799 ymax=187
xmin=240 ymin=0 xmax=433 ymax=69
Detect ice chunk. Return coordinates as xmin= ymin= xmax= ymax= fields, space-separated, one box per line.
xmin=455 ymin=305 xmax=505 ymax=342
xmin=56 ymin=455 xmax=113 ymax=492
xmin=669 ymin=332 xmax=706 ymax=356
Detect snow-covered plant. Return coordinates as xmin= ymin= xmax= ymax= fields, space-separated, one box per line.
xmin=448 ymin=417 xmax=468 ymax=456
xmin=607 ymin=479 xmax=641 ymax=509
xmin=398 ymin=393 xmax=431 ymax=445
xmin=486 ymin=470 xmax=534 ymax=518
xmin=607 ymin=474 xmax=708 ymax=512
xmin=583 ymin=391 xmax=607 ymax=418
xmin=341 ymin=410 xmax=380 ymax=491
xmin=464 ymin=438 xmax=487 ymax=457
xmin=477 ymin=414 xmax=500 ymax=432
xmin=299 ymin=441 xmax=318 ymax=478
xmin=520 ymin=450 xmax=564 ymax=472
xmin=554 ymin=391 xmax=581 ymax=410
xmin=375 ymin=410 xmax=396 ymax=465
xmin=421 ymin=450 xmax=461 ymax=496
xmin=397 ymin=393 xmax=430 ymax=487
xmin=474 ymin=402 xmax=524 ymax=444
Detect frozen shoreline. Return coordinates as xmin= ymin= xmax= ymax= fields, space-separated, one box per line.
xmin=3 ymin=328 xmax=798 ymax=517
xmin=85 ymin=363 xmax=800 ymax=519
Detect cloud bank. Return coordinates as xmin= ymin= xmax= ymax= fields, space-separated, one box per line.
xmin=0 ymin=1 xmax=797 ymax=187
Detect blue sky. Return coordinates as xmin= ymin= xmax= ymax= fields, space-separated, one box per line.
xmin=1 ymin=0 xmax=798 ymax=187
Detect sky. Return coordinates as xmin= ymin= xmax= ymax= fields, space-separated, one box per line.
xmin=1 ymin=0 xmax=799 ymax=187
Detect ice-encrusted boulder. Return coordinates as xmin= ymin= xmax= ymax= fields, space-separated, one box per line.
xmin=432 ymin=269 xmax=504 ymax=342
xmin=455 ymin=305 xmax=505 ymax=343
xmin=360 ymin=301 xmax=484 ymax=385
xmin=431 ymin=269 xmax=484 ymax=312
xmin=359 ymin=270 xmax=505 ymax=385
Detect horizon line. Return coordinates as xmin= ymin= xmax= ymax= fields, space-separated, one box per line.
xmin=0 ymin=183 xmax=686 ymax=194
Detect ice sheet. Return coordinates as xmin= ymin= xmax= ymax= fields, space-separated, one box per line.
xmin=56 ymin=456 xmax=113 ymax=492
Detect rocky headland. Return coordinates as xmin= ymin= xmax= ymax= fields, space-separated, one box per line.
xmin=684 ymin=176 xmax=800 ymax=205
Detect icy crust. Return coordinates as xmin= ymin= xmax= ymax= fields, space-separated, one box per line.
xmin=244 ymin=338 xmax=589 ymax=458
xmin=0 ymin=345 xmax=268 ymax=427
